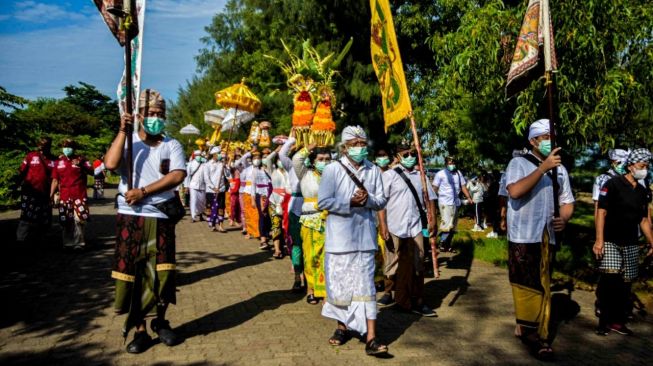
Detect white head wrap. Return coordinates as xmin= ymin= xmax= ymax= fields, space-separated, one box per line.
xmin=528 ymin=119 xmax=550 ymax=140
xmin=193 ymin=150 xmax=201 ymax=155
xmin=341 ymin=125 xmax=367 ymax=142
xmin=608 ymin=149 xmax=629 ymax=164
xmin=209 ymin=146 xmax=221 ymax=155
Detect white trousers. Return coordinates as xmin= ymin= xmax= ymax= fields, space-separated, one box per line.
xmin=190 ymin=189 xmax=206 ymax=220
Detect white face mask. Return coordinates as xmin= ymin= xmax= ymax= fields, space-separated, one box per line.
xmin=253 ymin=159 xmax=261 ymax=167
xmin=632 ymin=168 xmax=648 ymax=180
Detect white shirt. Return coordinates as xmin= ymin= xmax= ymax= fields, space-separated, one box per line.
xmin=279 ymin=137 xmax=303 ymax=217
xmin=300 ymin=170 xmax=321 ymax=213
xmin=241 ymin=165 xmax=254 ymax=195
xmin=236 ymin=152 xmax=251 ymax=193
xmin=432 ymin=169 xmax=467 ymax=206
xmin=505 ymin=153 xmax=575 ymax=244
xmin=117 ymin=132 xmax=186 ymax=218
xmin=467 ymin=180 xmax=485 ymax=203
xmin=383 ymin=166 xmax=436 ymax=238
xmin=187 ymin=160 xmax=206 ymax=191
xmin=318 ymin=157 xmax=387 ymax=253
xmin=204 ymin=159 xmax=226 ymax=193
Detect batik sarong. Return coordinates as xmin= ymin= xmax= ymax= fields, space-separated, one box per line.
xmin=16 ymin=193 xmax=51 ymax=241
xmin=289 ymin=212 xmax=303 ymax=274
xmin=208 ymin=192 xmax=226 ymax=227
xmin=508 ymin=229 xmax=552 ymax=341
xmin=322 ymin=250 xmax=377 ymax=335
xmin=58 ymin=198 xmax=89 ymax=248
xmin=300 ymin=213 xmax=326 ymax=297
xmin=112 ymin=213 xmax=176 ymax=335
xmin=229 ymin=192 xmax=241 ymax=223
xmin=93 ymin=177 xmax=105 ymax=199
xmin=256 ymin=194 xmax=271 ymax=238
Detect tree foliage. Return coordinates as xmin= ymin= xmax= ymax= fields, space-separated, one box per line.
xmin=171 ymin=0 xmax=653 ymax=168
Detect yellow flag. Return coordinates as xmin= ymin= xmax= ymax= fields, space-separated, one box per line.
xmin=370 ymin=0 xmax=412 ymax=131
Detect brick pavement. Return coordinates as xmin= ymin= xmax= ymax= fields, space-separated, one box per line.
xmin=0 ymin=188 xmax=651 ymax=365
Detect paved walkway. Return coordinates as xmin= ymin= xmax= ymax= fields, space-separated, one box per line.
xmin=0 ymin=188 xmax=651 ymax=365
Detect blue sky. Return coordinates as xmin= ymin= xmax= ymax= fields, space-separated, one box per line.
xmin=0 ymin=0 xmax=227 ymax=102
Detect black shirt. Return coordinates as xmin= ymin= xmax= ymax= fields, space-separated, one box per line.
xmin=598 ymin=176 xmax=648 ymax=246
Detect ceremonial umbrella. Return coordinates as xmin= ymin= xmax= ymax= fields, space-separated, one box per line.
xmin=179 ymin=123 xmax=201 ymax=146
xmin=221 ymin=108 xmax=256 ymax=132
xmin=214 ymin=79 xmax=261 ymax=185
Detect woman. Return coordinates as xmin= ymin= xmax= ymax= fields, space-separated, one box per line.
xmin=50 ymin=139 xmax=94 ymax=250
xmin=251 ymin=151 xmax=271 ymax=248
xmin=293 ymin=144 xmax=331 ymax=304
xmin=268 ymin=147 xmax=291 ymax=258
xmin=227 ymin=156 xmax=242 ymax=227
xmin=594 ymin=148 xmax=653 ymax=336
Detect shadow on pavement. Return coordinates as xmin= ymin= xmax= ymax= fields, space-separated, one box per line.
xmin=0 ymin=210 xmax=117 ymax=341
xmin=176 ymin=289 xmax=304 ymax=339
xmin=176 ymin=251 xmax=272 ymax=287
xmin=0 ymin=342 xmax=119 ymax=366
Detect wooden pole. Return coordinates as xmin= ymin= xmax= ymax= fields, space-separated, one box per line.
xmin=123 ymin=10 xmax=134 ymax=190
xmin=545 ymin=71 xmax=560 ymax=217
xmin=218 ymin=106 xmax=240 ymax=188
xmin=409 ymin=112 xmax=438 ymax=278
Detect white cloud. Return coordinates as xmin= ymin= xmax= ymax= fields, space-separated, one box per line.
xmin=148 ymin=0 xmax=225 ymax=19
xmin=0 ymin=0 xmax=228 ymax=101
xmin=4 ymin=1 xmax=88 ymax=23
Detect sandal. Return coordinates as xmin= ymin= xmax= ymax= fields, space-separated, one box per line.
xmin=273 ymin=252 xmax=284 ymax=259
xmin=259 ymin=242 xmax=271 ymax=250
xmin=328 ymin=328 xmax=350 ymax=346
xmin=531 ymin=341 xmax=554 ymax=362
xmin=365 ymin=338 xmax=388 ymax=355
xmin=291 ymin=280 xmax=303 ymax=293
xmin=306 ymin=294 xmax=319 ymax=305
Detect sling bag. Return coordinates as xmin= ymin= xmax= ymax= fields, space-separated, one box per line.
xmin=394 ymin=167 xmax=429 ymax=238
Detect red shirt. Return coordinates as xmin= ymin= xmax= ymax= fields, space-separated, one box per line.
xmin=52 ymin=156 xmax=92 ymax=201
xmin=20 ymin=151 xmax=54 ymax=194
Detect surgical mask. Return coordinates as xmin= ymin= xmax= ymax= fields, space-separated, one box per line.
xmin=632 ymin=168 xmax=648 ymax=180
xmin=62 ymin=147 xmax=73 ymax=157
xmin=276 ymin=160 xmax=284 ymax=169
xmin=447 ymin=164 xmax=456 ymax=171
xmin=253 ymin=159 xmax=261 ymax=167
xmin=195 ymin=156 xmax=202 ymax=162
xmin=401 ymin=156 xmax=417 ymax=169
xmin=614 ymin=163 xmax=627 ymax=175
xmin=538 ymin=139 xmax=552 ymax=157
xmin=347 ymin=146 xmax=368 ymax=163
xmin=375 ymin=157 xmax=390 ymax=167
xmin=315 ymin=161 xmax=329 ymax=173
xmin=143 ymin=117 xmax=165 ymax=135
xmin=217 ymin=154 xmax=223 ymax=161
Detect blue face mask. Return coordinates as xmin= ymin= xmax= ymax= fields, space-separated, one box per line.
xmin=62 ymin=147 xmax=73 ymax=157
xmin=375 ymin=157 xmax=390 ymax=168
xmin=614 ymin=162 xmax=627 ymax=175
xmin=315 ymin=161 xmax=329 ymax=173
xmin=143 ymin=117 xmax=166 ymax=135
xmin=401 ymin=156 xmax=417 ymax=169
xmin=347 ymin=146 xmax=368 ymax=163
xmin=538 ymin=139 xmax=552 ymax=157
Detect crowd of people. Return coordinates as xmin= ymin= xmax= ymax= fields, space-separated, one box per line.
xmin=14 ymin=89 xmax=653 ymax=360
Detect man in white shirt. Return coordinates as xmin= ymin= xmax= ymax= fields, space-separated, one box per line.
xmin=318 ymin=126 xmax=388 ymax=356
xmin=505 ymin=119 xmax=574 ymax=361
xmin=104 ymin=89 xmax=186 ymax=353
xmin=187 ymin=151 xmax=207 ymax=222
xmin=432 ymin=156 xmax=473 ymax=253
xmin=378 ymin=144 xmax=437 ymax=316
xmin=206 ymin=146 xmax=227 ymax=232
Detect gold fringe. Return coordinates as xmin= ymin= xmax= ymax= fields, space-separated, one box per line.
xmin=156 ymin=263 xmax=176 ymax=271
xmin=111 ymin=271 xmax=135 ymax=282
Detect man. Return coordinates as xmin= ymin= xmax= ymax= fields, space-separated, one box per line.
xmin=279 ymin=135 xmax=306 ymax=291
xmin=592 ymin=149 xmax=629 ymax=219
xmin=318 ymin=126 xmax=388 ymax=356
xmin=104 ymin=89 xmax=186 ymax=354
xmin=50 ymin=139 xmax=94 ymax=250
xmin=16 ymin=137 xmax=55 ymax=243
xmin=187 ymin=150 xmax=207 ymax=222
xmin=205 ymin=146 xmax=227 ymax=232
xmin=378 ymin=144 xmax=437 ymax=316
xmin=432 ymin=156 xmax=473 ymax=253
xmin=505 ymin=119 xmax=574 ymax=360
